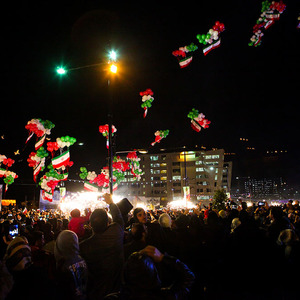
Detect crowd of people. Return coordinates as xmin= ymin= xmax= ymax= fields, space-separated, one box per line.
xmin=1 ymin=196 xmax=300 ymax=300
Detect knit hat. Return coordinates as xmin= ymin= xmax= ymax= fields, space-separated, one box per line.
xmin=4 ymin=236 xmax=32 ymax=272
xmin=54 ymin=230 xmax=81 ymax=267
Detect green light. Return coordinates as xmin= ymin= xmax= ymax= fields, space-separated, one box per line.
xmin=109 ymin=50 xmax=117 ymax=61
xmin=56 ymin=66 xmax=67 ymax=75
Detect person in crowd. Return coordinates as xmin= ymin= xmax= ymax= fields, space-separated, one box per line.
xmin=231 ymin=217 xmax=241 ymax=233
xmin=79 ymin=193 xmax=124 ymax=300
xmin=117 ymin=245 xmax=195 ymax=300
xmin=29 ymin=230 xmax=56 ymax=280
xmin=4 ymin=236 xmax=55 ymax=299
xmin=68 ymin=208 xmax=91 ymax=240
xmin=267 ymin=206 xmax=291 ymax=243
xmin=133 ymin=207 xmax=165 ymax=252
xmin=54 ymin=230 xmax=88 ymax=300
xmin=0 ymin=260 xmax=14 ymax=299
xmin=124 ymin=223 xmax=147 ymax=261
xmin=158 ymin=212 xmax=178 ymax=256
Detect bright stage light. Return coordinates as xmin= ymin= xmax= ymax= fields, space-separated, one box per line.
xmin=59 ymin=192 xmax=106 ymax=215
xmin=167 ymin=199 xmax=196 ymax=210
xmin=59 ymin=192 xmax=130 ymax=216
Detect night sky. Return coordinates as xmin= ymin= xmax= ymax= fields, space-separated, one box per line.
xmin=1 ymin=1 xmax=300 ymax=192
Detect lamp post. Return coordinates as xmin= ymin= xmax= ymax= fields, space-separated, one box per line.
xmin=55 ymin=50 xmax=119 ymax=195
xmin=107 ymin=50 xmax=118 ymax=195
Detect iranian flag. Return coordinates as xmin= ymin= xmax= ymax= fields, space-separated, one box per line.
xmin=35 ymin=134 xmax=46 ymax=150
xmin=84 ymin=182 xmax=99 ymax=192
xmin=42 ymin=190 xmax=53 ymax=202
xmin=203 ymin=39 xmax=221 ymax=56
xmin=52 ymin=150 xmax=70 ymax=169
xmin=33 ymin=161 xmax=42 ymax=182
xmin=179 ymin=56 xmax=193 ymax=68
xmin=191 ymin=120 xmax=201 ymax=132
xmin=0 ymin=168 xmax=6 ymax=177
xmin=61 ymin=172 xmax=69 ymax=181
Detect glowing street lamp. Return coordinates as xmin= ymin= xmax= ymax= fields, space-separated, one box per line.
xmin=56 ymin=66 xmax=67 ymax=75
xmin=110 ymin=64 xmax=117 ymax=74
xmin=109 ymin=50 xmax=117 ymax=61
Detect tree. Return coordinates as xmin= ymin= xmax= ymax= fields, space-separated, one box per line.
xmin=212 ymin=189 xmax=227 ymax=211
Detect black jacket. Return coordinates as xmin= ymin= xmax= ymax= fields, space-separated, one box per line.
xmin=80 ymin=203 xmax=124 ymax=300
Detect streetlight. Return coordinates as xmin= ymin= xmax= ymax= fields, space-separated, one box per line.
xmin=107 ymin=49 xmax=118 ymax=195
xmin=110 ymin=64 xmax=117 ymax=73
xmin=56 ymin=66 xmax=67 ymax=75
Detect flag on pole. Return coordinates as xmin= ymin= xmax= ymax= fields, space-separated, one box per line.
xmin=52 ymin=150 xmax=70 ymax=169
xmin=33 ymin=161 xmax=42 ymax=182
xmin=35 ymin=134 xmax=46 ymax=150
xmin=179 ymin=56 xmax=193 ymax=68
xmin=42 ymin=190 xmax=53 ymax=202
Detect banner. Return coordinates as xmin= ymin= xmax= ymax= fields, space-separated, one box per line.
xmin=183 ymin=186 xmax=191 ymax=207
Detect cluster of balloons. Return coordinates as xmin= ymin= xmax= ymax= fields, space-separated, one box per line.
xmin=25 ymin=119 xmax=55 ymax=139
xmin=249 ymin=0 xmax=286 ymax=47
xmin=188 ymin=109 xmax=211 ymax=132
xmin=47 ymin=142 xmax=60 ymax=156
xmin=56 ymin=136 xmax=77 ymax=148
xmin=23 ymin=118 xmax=76 ymax=200
xmin=79 ymin=167 xmax=88 ymax=179
xmin=140 ymin=89 xmax=154 ymax=118
xmin=172 ymin=43 xmax=198 ymax=68
xmin=99 ymin=124 xmax=117 ymax=149
xmin=0 ymin=155 xmax=18 ymax=192
xmin=2 ymin=158 xmax=15 ymax=168
xmin=36 ymin=146 xmax=49 ymax=158
xmin=80 ymin=151 xmax=143 ymax=193
xmin=196 ymin=21 xmax=225 ymax=55
xmin=151 ymin=130 xmax=169 ymax=146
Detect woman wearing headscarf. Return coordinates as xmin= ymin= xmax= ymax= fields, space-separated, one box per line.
xmin=54 ymin=230 xmax=88 ymax=300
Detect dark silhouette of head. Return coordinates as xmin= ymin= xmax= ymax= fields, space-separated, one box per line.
xmin=70 ymin=209 xmax=80 ymax=218
xmin=123 ymin=252 xmax=161 ymax=291
xmin=90 ymin=208 xmax=108 ymax=234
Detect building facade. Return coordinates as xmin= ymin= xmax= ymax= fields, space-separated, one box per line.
xmin=233 ymin=176 xmax=286 ymax=200
xmin=119 ymin=149 xmax=232 ymax=205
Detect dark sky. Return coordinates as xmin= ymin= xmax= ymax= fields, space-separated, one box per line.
xmin=1 ymin=1 xmax=300 ymax=186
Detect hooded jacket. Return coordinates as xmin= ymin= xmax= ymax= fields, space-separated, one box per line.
xmin=54 ymin=230 xmax=88 ymax=300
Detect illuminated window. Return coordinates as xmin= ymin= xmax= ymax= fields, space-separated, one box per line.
xmin=211 ymin=155 xmax=220 ymax=159
xmin=161 ymin=170 xmax=167 ymax=174
xmin=195 ymin=161 xmax=203 ymax=165
xmin=160 ymin=163 xmax=167 ymax=167
xmin=150 ymin=156 xmax=159 ymax=161
xmin=161 ymin=177 xmax=167 ymax=181
xmin=204 ymin=155 xmax=211 ymax=159
xmin=150 ymin=163 xmax=160 ymax=167
xmin=196 ymin=167 xmax=204 ymax=172
xmin=172 ymin=175 xmax=181 ymax=180
xmin=180 ymin=151 xmax=195 ymax=160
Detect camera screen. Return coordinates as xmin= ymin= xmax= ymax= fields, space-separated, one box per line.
xmin=9 ymin=225 xmax=18 ymax=238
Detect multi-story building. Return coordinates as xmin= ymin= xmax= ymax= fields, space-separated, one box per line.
xmin=232 ymin=176 xmax=286 ymax=200
xmin=119 ymin=148 xmax=232 ymax=205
